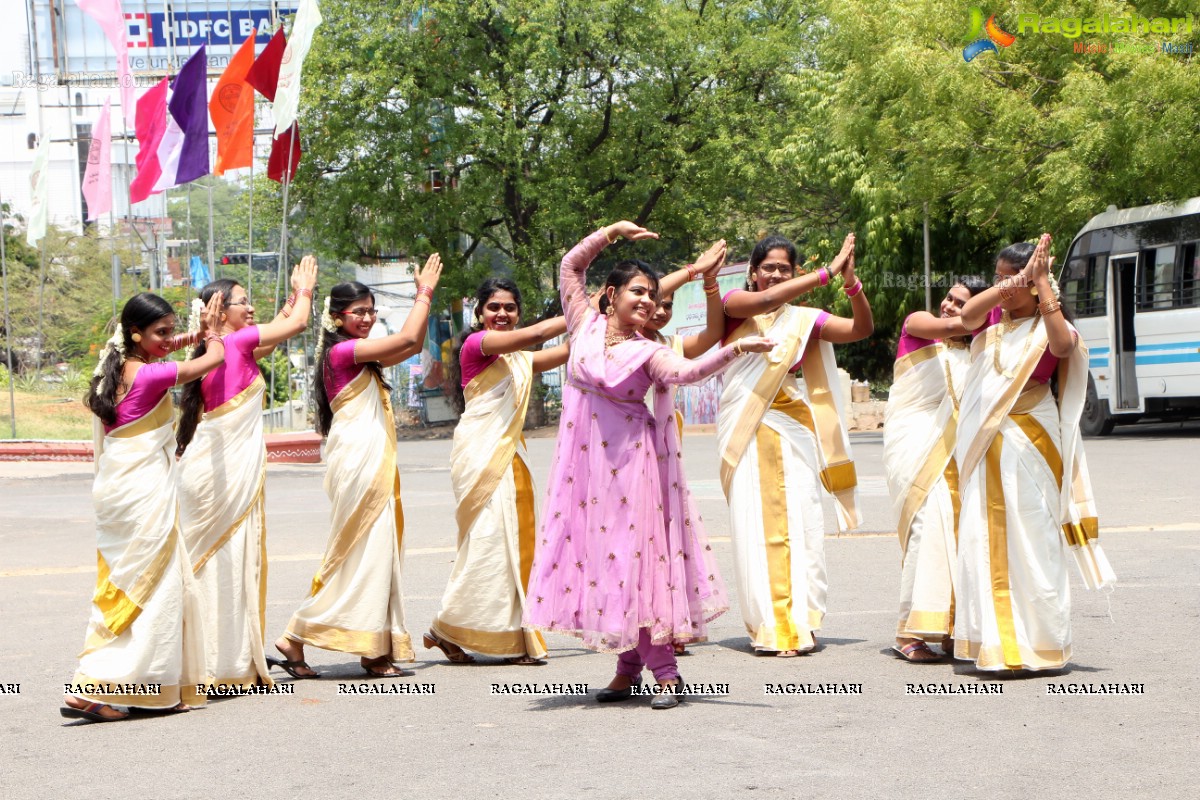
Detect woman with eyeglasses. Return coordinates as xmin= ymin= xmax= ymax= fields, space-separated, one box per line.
xmin=524 ymin=221 xmax=775 ymax=709
xmin=272 ymin=257 xmax=442 ymax=679
xmin=426 ymin=278 xmax=568 ymax=666
xmin=174 ymin=257 xmax=318 ymax=692
xmin=953 ymin=235 xmax=1114 ymax=671
xmin=718 ymin=233 xmax=871 ymax=657
xmin=62 ymin=291 xmax=226 ymax=723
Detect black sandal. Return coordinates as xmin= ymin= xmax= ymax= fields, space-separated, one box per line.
xmin=266 ymin=655 xmax=321 ymax=679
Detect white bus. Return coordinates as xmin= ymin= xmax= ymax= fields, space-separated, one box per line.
xmin=1060 ymin=198 xmax=1200 ymax=435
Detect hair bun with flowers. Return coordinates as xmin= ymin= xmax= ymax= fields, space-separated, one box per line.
xmin=92 ymin=323 xmax=127 ymax=395
xmin=188 ymin=298 xmax=205 ymax=335
xmin=320 ymin=295 xmax=338 ymax=333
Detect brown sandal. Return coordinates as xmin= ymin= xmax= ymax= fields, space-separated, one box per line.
xmin=423 ymin=630 xmax=476 ymax=664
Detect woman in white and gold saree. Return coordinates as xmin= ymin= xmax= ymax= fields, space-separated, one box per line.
xmin=954 ymin=235 xmax=1115 ymax=671
xmin=273 ymin=256 xmax=442 ymax=679
xmin=882 ymin=278 xmax=987 ymax=663
xmin=427 ymin=278 xmax=568 ymax=665
xmin=61 ymin=292 xmax=226 ymax=723
xmin=718 ymin=233 xmax=872 ymax=657
xmin=175 ymin=258 xmax=317 ymax=691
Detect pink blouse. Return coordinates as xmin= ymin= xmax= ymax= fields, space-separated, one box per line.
xmin=323 ymin=339 xmax=365 ymax=400
xmin=200 ymin=325 xmax=262 ymax=411
xmin=895 ymin=313 xmax=938 ymax=359
xmin=459 ymin=331 xmax=498 ymax=387
xmin=105 ymin=361 xmax=178 ymax=433
xmin=721 ymin=289 xmax=829 ymax=371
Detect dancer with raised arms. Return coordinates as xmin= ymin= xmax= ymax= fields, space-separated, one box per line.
xmin=524 ymin=221 xmax=774 ymax=709
xmin=272 ymin=255 xmax=443 ymax=679
xmin=718 ymin=233 xmax=872 ymax=657
xmin=175 ymin=257 xmax=318 ymax=691
xmin=953 ymin=235 xmax=1114 ymax=671
xmin=882 ymin=277 xmax=987 ymax=663
xmin=62 ymin=291 xmax=227 ymax=723
xmin=427 ymin=278 xmax=569 ymax=666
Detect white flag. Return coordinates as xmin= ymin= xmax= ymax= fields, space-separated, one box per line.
xmin=273 ymin=0 xmax=323 ymax=136
xmin=26 ymin=134 xmax=51 ymax=247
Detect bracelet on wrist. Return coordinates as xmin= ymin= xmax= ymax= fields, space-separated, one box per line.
xmin=605 ymin=229 xmax=620 ymax=244
xmin=818 ymin=267 xmax=830 ymax=287
xmin=297 ymin=287 xmax=314 ymax=300
xmin=843 ymin=280 xmax=863 ymax=297
xmin=285 ymin=292 xmax=297 ymax=307
xmin=417 ymin=285 xmax=435 ymax=298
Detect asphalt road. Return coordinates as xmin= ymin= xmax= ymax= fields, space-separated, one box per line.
xmin=1 ymin=422 xmax=1198 ymax=799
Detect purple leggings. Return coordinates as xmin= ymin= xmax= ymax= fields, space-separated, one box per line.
xmin=616 ymin=629 xmax=679 ymax=682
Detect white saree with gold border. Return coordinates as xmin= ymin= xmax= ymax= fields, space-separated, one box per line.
xmin=717 ymin=305 xmax=861 ymax=652
xmin=431 ymin=352 xmax=547 ymax=658
xmin=882 ymin=342 xmax=969 ymax=640
xmin=954 ymin=316 xmax=1115 ymax=671
xmin=284 ymin=369 xmax=413 ymax=661
xmin=72 ymin=396 xmax=210 ymax=708
xmin=178 ymin=375 xmax=272 ymax=689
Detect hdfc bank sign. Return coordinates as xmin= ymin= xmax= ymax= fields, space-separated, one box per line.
xmin=125 ymin=9 xmax=280 ymax=50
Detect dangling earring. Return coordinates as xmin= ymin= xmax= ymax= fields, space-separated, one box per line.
xmin=1030 ymin=286 xmax=1039 ymax=295
xmin=604 ymin=304 xmax=615 ymax=317
xmin=334 ymin=318 xmax=344 ymax=328
xmin=131 ymin=332 xmax=142 ymax=343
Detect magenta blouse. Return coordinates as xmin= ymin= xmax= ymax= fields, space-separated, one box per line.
xmin=106 ymin=361 xmax=179 ymax=433
xmin=323 ymin=340 xmax=365 ymax=399
xmin=459 ymin=331 xmax=498 ymax=387
xmin=200 ymin=325 xmax=262 ymax=411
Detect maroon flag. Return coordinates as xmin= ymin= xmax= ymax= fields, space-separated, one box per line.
xmin=246 ymin=27 xmax=287 ymax=101
xmin=268 ymin=123 xmax=302 ymax=183
xmin=248 ymin=27 xmax=302 ymax=183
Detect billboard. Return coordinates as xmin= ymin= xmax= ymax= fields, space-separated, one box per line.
xmin=24 ymin=1 xmax=296 ymax=84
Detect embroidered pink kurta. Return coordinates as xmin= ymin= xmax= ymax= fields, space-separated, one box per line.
xmin=524 ymin=230 xmax=741 ymax=654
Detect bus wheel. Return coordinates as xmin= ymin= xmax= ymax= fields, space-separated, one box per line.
xmin=1080 ymin=374 xmax=1115 ymax=437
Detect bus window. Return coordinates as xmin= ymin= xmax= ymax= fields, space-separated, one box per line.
xmin=1063 ymin=256 xmax=1105 ymax=318
xmin=1137 ymin=246 xmax=1176 ymax=311
xmin=1181 ymin=243 xmax=1200 ymax=308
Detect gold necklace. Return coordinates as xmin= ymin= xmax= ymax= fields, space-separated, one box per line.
xmin=993 ymin=310 xmax=1040 ymax=379
xmin=604 ymin=328 xmax=636 ymax=348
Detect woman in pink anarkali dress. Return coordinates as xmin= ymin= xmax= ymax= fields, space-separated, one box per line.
xmin=524 ymin=221 xmax=773 ymax=709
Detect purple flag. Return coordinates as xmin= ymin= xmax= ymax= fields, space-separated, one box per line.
xmin=170 ymin=46 xmax=211 ymax=185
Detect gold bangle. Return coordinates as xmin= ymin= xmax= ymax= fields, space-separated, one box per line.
xmin=732 ymin=342 xmax=743 ymax=357
xmin=605 ymin=229 xmax=620 ymax=244
xmin=1040 ymin=299 xmax=1062 ymax=315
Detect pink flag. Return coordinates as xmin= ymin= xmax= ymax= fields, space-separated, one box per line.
xmin=81 ymin=98 xmax=112 ymax=221
xmin=75 ymin=0 xmax=134 ymax=126
xmin=130 ymin=77 xmax=168 ymax=204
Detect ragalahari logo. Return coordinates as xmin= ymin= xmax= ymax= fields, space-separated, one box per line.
xmin=963 ymin=8 xmax=1016 ymax=61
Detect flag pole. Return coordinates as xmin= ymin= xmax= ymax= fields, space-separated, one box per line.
xmin=0 ymin=182 xmax=17 ymax=438
xmin=269 ymin=130 xmax=296 ymax=431
xmin=247 ymin=138 xmax=255 ymax=304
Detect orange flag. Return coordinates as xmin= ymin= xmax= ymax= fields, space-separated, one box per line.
xmin=209 ymin=36 xmax=257 ymax=175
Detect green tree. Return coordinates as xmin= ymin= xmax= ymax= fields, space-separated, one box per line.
xmin=295 ymin=0 xmax=821 ymax=307
xmin=761 ymin=0 xmax=1200 ymax=381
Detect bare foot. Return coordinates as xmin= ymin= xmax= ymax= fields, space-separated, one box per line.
xmin=361 ymin=656 xmax=412 ymax=677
